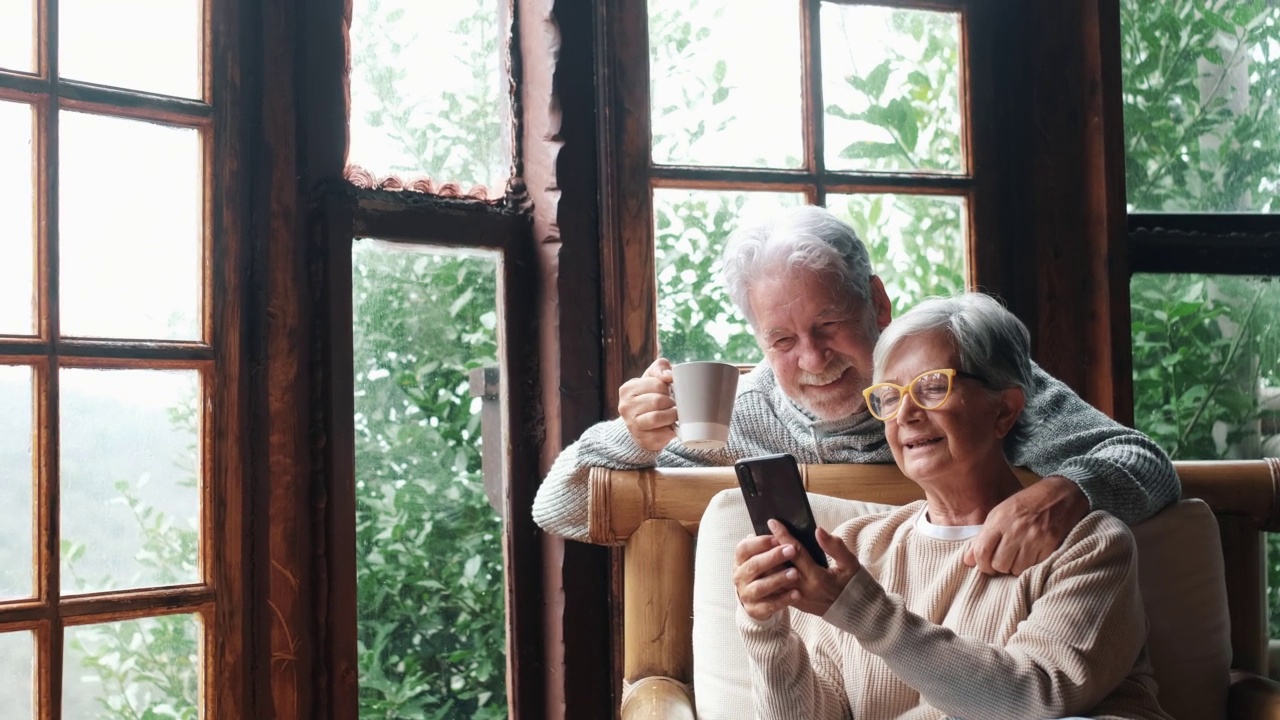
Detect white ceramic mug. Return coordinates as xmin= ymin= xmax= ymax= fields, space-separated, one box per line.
xmin=670 ymin=361 xmax=740 ymax=450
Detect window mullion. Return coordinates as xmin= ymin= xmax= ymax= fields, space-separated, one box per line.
xmin=802 ymin=0 xmax=822 ymax=191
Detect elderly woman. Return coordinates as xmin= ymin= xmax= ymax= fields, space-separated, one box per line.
xmin=732 ymin=293 xmax=1171 ymax=720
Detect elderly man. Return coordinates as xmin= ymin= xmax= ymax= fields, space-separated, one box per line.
xmin=532 ymin=205 xmax=1179 ymax=575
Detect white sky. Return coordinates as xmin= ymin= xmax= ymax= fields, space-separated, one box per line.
xmin=0 ymin=0 xmax=202 ymax=343
xmin=0 ymin=1 xmax=34 ymax=74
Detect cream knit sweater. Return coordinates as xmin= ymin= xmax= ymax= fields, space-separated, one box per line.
xmin=738 ymin=503 xmax=1172 ymax=720
xmin=533 ymin=363 xmax=1180 ymax=543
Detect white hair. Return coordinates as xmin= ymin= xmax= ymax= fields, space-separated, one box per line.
xmin=721 ymin=206 xmax=876 ymax=328
xmin=873 ymin=292 xmax=1038 ymax=443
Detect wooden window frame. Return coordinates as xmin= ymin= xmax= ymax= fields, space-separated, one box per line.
xmin=597 ymin=0 xmax=1029 ymax=402
xmin=0 ymin=0 xmax=251 ymax=718
xmin=266 ymin=0 xmax=617 ymax=718
xmin=314 ymin=188 xmax=545 ymax=720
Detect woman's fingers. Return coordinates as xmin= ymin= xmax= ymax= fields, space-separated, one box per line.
xmin=816 ymin=527 xmax=858 ymax=573
xmin=733 ymin=535 xmax=801 ymax=621
xmin=734 ymin=538 xmax=795 ymax=581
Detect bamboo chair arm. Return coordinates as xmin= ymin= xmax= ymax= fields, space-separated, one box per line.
xmin=1230 ymin=671 xmax=1280 ymax=719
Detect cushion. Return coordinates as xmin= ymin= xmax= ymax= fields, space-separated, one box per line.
xmin=691 ymin=489 xmax=892 ymax=720
xmin=691 ymin=493 xmax=1230 ymax=720
xmin=1131 ymin=499 xmax=1231 ymax=720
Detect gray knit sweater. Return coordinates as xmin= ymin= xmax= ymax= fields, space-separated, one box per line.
xmin=531 ymin=362 xmax=1180 ymax=543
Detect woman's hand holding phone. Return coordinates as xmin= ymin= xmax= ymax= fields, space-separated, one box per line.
xmin=732 ymin=520 xmax=861 ymax=620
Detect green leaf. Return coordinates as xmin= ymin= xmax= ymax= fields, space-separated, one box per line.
xmin=887 ymin=98 xmax=919 ymax=153
xmin=838 ymin=141 xmax=901 ymax=160
xmin=864 ymin=60 xmax=892 ymax=99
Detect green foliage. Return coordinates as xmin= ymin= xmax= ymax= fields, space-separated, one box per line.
xmin=352 ymin=245 xmax=505 ymax=720
xmin=1121 ymin=0 xmax=1280 ymax=211
xmin=653 ymin=191 xmax=785 ymax=364
xmin=648 ymin=0 xmax=789 ymax=167
xmin=63 ymin=479 xmax=200 ymax=720
xmin=353 ymin=0 xmax=509 ymax=190
xmin=65 ymin=247 xmax=508 ymax=720
xmin=1131 ymin=276 xmax=1279 ymax=459
xmin=1121 ymin=0 xmax=1280 ymax=633
xmin=653 ymin=7 xmax=967 ymax=362
xmin=67 ymin=616 xmax=199 ymax=720
xmin=347 ymin=0 xmax=513 ymax=711
xmin=826 ymin=9 xmax=962 ymax=173
xmin=830 ymin=194 xmax=967 ymax=319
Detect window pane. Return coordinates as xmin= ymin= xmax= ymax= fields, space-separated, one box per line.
xmin=1121 ymin=1 xmax=1280 ymax=212
xmin=348 ymin=0 xmax=510 ymax=192
xmin=826 ymin=194 xmax=968 ymax=316
xmin=655 ymin=189 xmax=806 ymax=364
xmin=59 ymin=0 xmax=201 ymax=99
xmin=351 ymin=242 xmax=506 ymax=717
xmin=1131 ymin=274 xmax=1280 ymax=460
xmin=60 ymin=368 xmax=200 ymax=594
xmin=59 ymin=112 xmax=202 ymax=341
xmin=64 ymin=615 xmax=201 ymax=718
xmin=821 ymin=4 xmax=964 ymax=174
xmin=0 ymin=0 xmax=35 ymax=73
xmin=1131 ymin=275 xmax=1280 ymax=637
xmin=0 ymin=101 xmax=35 ymax=336
xmin=649 ymin=0 xmax=803 ymax=168
xmin=0 ymin=631 xmax=34 ymax=719
xmin=0 ymin=364 xmax=33 ymax=601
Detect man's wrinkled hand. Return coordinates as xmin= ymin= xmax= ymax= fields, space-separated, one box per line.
xmin=617 ymin=358 xmax=679 ymax=452
xmin=964 ymin=476 xmax=1090 ymax=575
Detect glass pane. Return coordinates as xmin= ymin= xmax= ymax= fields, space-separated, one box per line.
xmin=654 ymin=190 xmax=805 ymax=364
xmin=64 ymin=615 xmax=201 ymax=718
xmin=0 ymin=631 xmax=34 ymax=719
xmin=348 ymin=0 xmax=510 ymax=192
xmin=59 ymin=0 xmax=201 ymax=99
xmin=0 ymin=0 xmax=35 ymax=73
xmin=0 ymin=365 xmax=34 ymax=600
xmin=60 ymin=368 xmax=200 ymax=594
xmin=1130 ymin=275 xmax=1280 ymax=636
xmin=826 ymin=193 xmax=968 ymax=317
xmin=59 ymin=111 xmax=202 ymax=341
xmin=1131 ymin=274 xmax=1280 ymax=460
xmin=821 ymin=4 xmax=964 ymax=174
xmin=649 ymin=0 xmax=803 ymax=168
xmin=352 ymin=242 xmax=507 ymax=717
xmin=1121 ymin=1 xmax=1280 ymax=212
xmin=0 ymin=101 xmax=35 ymax=336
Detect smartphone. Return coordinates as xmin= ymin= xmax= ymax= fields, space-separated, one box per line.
xmin=734 ymin=453 xmax=828 ymax=568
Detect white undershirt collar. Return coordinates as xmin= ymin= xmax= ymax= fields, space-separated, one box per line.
xmin=914 ymin=504 xmax=983 ymax=540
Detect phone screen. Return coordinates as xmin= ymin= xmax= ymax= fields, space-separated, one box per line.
xmin=735 ymin=453 xmax=828 ymax=568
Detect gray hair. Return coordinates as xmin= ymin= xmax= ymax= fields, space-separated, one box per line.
xmin=722 ymin=206 xmax=875 ymax=328
xmin=872 ymin=292 xmax=1038 ymax=443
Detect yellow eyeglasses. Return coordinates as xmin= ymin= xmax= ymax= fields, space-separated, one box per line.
xmin=862 ymin=368 xmax=987 ymax=421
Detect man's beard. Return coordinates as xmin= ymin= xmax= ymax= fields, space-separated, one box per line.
xmin=794 ymin=355 xmax=866 ymax=420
